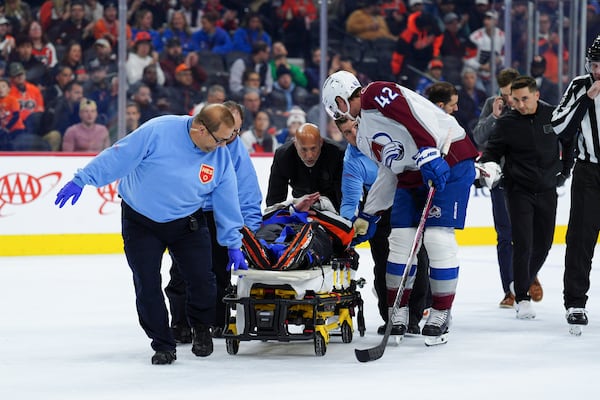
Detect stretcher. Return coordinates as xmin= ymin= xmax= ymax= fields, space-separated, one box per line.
xmin=222 ymin=256 xmax=365 ymax=356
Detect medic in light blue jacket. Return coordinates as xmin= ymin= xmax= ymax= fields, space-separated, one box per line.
xmin=340 ymin=140 xmax=379 ymax=222
xmin=71 ymin=114 xmax=244 ymax=248
xmin=203 ymin=134 xmax=263 ymax=232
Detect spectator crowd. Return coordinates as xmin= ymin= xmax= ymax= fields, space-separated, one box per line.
xmin=0 ymin=0 xmax=597 ymax=152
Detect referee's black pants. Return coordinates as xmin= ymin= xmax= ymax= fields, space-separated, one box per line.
xmin=371 ymin=208 xmax=430 ymax=325
xmin=505 ymin=185 xmax=557 ymax=302
xmin=121 ymin=202 xmax=215 ymax=352
xmin=564 ymin=162 xmax=600 ymax=309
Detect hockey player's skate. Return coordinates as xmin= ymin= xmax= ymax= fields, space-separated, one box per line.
xmin=566 ymin=308 xmax=588 ymax=336
xmin=422 ymin=308 xmax=450 ymax=346
xmin=389 ymin=306 xmax=409 ymax=343
xmin=516 ymin=300 xmax=536 ymax=319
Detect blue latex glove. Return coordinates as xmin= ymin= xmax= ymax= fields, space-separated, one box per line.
xmin=414 ymin=147 xmax=450 ymax=191
xmin=55 ymin=181 xmax=83 ymax=208
xmin=227 ymin=248 xmax=248 ymax=271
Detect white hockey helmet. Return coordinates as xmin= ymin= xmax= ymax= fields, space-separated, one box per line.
xmin=321 ymin=70 xmax=362 ymax=121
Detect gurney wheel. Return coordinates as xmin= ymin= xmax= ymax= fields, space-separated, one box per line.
xmin=314 ymin=332 xmax=327 ymax=357
xmin=226 ymin=337 xmax=239 ymax=355
xmin=341 ymin=321 xmax=353 ymax=343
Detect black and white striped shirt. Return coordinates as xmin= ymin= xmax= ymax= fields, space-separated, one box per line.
xmin=552 ymin=74 xmax=600 ymax=163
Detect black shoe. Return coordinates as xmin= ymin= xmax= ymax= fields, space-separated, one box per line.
xmin=192 ymin=325 xmax=213 ymax=357
xmin=407 ymin=324 xmax=421 ymax=335
xmin=171 ymin=325 xmax=192 ymax=344
xmin=212 ymin=326 xmax=224 ymax=339
xmin=151 ymin=350 xmax=176 ymax=365
xmin=376 ymin=324 xmax=405 ymax=335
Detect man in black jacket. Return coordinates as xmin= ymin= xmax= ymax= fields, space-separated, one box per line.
xmin=266 ymin=122 xmax=344 ymax=211
xmin=479 ymin=75 xmax=574 ymax=320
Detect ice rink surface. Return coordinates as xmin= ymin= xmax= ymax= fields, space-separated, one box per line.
xmin=1 ymin=245 xmax=599 ymax=399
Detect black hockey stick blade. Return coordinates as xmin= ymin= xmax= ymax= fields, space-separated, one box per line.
xmin=355 ymin=345 xmax=384 ymax=362
xmin=355 ymin=331 xmax=391 ymax=362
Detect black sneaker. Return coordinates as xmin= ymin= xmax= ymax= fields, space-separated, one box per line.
xmin=171 ymin=325 xmax=192 ymax=344
xmin=407 ymin=324 xmax=421 ymax=335
xmin=212 ymin=326 xmax=224 ymax=338
xmin=192 ymin=325 xmax=213 ymax=357
xmin=151 ymin=350 xmax=176 ymax=365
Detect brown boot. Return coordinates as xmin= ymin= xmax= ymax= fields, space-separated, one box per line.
xmin=529 ymin=277 xmax=543 ymax=302
xmin=499 ymin=292 xmax=515 ymax=308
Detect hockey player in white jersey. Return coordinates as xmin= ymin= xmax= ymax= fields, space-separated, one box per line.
xmin=322 ymin=71 xmax=478 ymax=345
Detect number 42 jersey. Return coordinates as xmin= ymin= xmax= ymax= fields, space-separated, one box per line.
xmin=356 ymin=81 xmax=478 ymax=189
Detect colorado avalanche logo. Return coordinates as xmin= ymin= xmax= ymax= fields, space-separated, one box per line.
xmin=428 ymin=205 xmax=442 ymax=219
xmin=370 ymin=132 xmax=405 ymax=168
xmin=199 ymin=164 xmax=214 ymax=184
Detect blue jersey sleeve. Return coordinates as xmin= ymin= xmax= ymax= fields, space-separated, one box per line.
xmin=228 ymin=138 xmax=263 ymax=232
xmin=211 ymin=148 xmax=244 ymax=249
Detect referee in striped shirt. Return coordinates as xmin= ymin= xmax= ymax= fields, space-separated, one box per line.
xmin=551 ymin=34 xmax=600 ymax=330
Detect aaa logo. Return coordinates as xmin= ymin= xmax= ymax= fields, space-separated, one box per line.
xmin=0 ymin=172 xmax=62 ymax=216
xmin=199 ymin=164 xmax=214 ymax=184
xmin=96 ymin=181 xmax=120 ymax=214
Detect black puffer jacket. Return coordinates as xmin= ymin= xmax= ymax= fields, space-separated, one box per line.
xmin=480 ymin=101 xmax=575 ymax=193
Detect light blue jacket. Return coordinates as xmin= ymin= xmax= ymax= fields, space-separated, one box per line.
xmin=72 ymin=115 xmax=244 ymax=248
xmin=204 ymin=136 xmax=262 ymax=232
xmin=340 ymin=144 xmax=379 ymax=221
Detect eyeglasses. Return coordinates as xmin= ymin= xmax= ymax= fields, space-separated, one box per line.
xmin=198 ymin=120 xmax=233 ymax=144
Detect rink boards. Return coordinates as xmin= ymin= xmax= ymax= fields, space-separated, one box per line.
xmin=0 ymin=153 xmax=571 ymax=256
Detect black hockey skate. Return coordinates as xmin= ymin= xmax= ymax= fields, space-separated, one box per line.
xmin=388 ymin=306 xmax=409 ymax=343
xmin=377 ymin=325 xmax=407 ymax=336
xmin=566 ymin=308 xmax=588 ymax=336
xmin=192 ymin=325 xmax=214 ymax=356
xmin=422 ymin=308 xmax=450 ymax=346
xmin=151 ymin=350 xmax=176 ymax=365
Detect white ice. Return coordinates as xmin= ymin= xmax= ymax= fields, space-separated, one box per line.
xmin=1 ymin=245 xmax=598 ymax=399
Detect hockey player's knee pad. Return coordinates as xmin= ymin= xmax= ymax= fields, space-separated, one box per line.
xmin=386 ymin=228 xmax=418 ymax=288
xmin=423 ymin=227 xmax=458 ymax=268
xmin=388 ymin=227 xmax=417 ymax=265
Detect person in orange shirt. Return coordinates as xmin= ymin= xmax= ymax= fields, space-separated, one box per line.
xmin=92 ymin=1 xmax=131 ymax=48
xmin=0 ymin=77 xmax=25 ymax=150
xmin=7 ymin=62 xmax=44 ymax=124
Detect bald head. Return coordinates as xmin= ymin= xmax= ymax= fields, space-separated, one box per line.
xmin=294 ymin=123 xmax=323 ymax=167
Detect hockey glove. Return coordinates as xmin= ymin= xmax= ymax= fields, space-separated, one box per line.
xmin=476 ymin=161 xmax=502 ymax=189
xmin=227 ymin=248 xmax=248 ymax=271
xmin=55 ymin=180 xmax=84 ymax=208
xmin=414 ymin=147 xmax=450 ymax=191
xmin=352 ymin=211 xmax=380 ymax=239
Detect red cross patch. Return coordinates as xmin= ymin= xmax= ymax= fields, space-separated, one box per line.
xmin=199 ymin=164 xmax=214 ymax=184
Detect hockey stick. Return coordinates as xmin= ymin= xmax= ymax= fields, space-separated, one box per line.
xmin=355 ymin=134 xmax=452 ymax=363
xmin=354 ymin=185 xmax=436 ymax=363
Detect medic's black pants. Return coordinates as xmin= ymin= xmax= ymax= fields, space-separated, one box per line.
xmin=121 ymin=202 xmax=215 ymax=352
